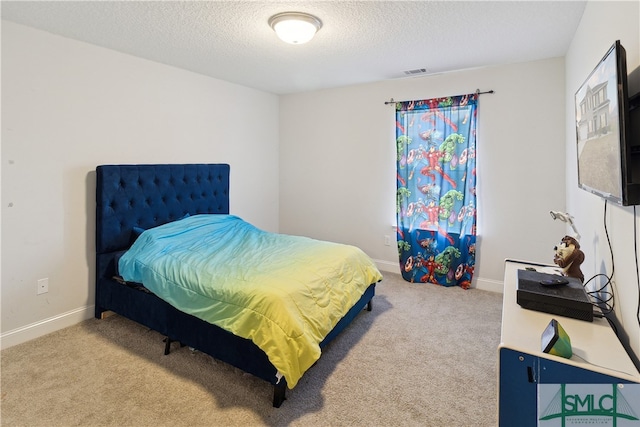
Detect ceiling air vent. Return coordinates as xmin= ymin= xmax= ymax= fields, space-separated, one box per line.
xmin=403 ymin=68 xmax=428 ymax=76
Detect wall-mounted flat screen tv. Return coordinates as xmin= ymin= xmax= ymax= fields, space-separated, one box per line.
xmin=575 ymin=40 xmax=639 ymax=206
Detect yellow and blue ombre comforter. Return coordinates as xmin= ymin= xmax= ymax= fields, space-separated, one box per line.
xmin=118 ymin=214 xmax=382 ymax=388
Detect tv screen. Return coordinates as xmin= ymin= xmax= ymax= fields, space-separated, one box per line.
xmin=575 ymin=40 xmax=637 ymax=205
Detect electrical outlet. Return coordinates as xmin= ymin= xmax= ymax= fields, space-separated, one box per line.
xmin=384 ymin=235 xmax=391 ymax=246
xmin=37 ymin=278 xmax=49 ymax=295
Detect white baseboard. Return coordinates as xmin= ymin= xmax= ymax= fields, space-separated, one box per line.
xmin=375 ymin=259 xmax=400 ymax=274
xmin=1 ymin=305 xmax=95 ymax=350
xmin=374 ymin=258 xmax=504 ymax=293
xmin=473 ymin=277 xmax=504 ymax=293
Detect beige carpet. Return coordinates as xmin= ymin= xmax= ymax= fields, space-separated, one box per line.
xmin=1 ymin=273 xmax=503 ymax=426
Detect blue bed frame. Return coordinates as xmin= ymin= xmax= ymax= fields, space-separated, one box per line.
xmin=94 ymin=164 xmax=376 ymax=407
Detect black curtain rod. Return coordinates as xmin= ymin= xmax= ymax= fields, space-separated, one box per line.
xmin=384 ymin=89 xmax=494 ymax=105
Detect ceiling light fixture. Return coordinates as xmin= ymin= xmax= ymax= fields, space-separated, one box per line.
xmin=268 ymin=12 xmax=322 ymax=45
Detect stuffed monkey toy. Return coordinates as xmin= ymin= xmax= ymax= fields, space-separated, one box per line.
xmin=553 ymin=235 xmax=585 ymax=283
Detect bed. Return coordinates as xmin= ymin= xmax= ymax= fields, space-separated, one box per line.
xmin=94 ymin=163 xmax=382 ymax=407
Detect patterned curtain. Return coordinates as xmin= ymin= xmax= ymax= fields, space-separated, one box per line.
xmin=396 ymin=94 xmax=478 ymax=288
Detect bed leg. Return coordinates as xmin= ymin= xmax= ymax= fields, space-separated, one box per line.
xmin=366 ymin=300 xmax=373 ymax=311
xmin=95 ymin=305 xmax=107 ymax=319
xmin=272 ymin=381 xmax=287 ymax=408
xmin=164 ymin=337 xmax=173 ymax=355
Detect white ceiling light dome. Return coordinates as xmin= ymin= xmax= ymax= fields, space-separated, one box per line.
xmin=268 ymin=12 xmax=322 ymax=45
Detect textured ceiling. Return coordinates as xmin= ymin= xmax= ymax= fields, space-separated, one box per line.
xmin=1 ymin=1 xmax=587 ymax=94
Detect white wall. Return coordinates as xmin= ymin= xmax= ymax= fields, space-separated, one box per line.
xmin=279 ymin=57 xmax=568 ymax=291
xmin=1 ymin=21 xmax=280 ymax=347
xmin=565 ymin=1 xmax=640 ymax=363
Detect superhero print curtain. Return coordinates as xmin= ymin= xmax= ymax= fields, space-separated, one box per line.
xmin=395 ymin=93 xmax=478 ymax=288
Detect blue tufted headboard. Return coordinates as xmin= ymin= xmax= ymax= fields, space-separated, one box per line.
xmin=96 ymin=164 xmax=230 ymax=255
xmin=94 ymin=164 xmax=230 ymax=332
